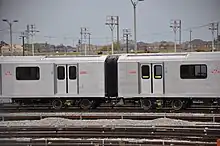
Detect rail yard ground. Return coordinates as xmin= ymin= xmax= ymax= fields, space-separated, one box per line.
xmin=0 ymin=112 xmax=220 ymax=145
xmin=0 ymin=117 xmax=219 ymax=145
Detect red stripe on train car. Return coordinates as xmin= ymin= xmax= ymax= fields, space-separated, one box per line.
xmin=80 ymin=71 xmax=87 ymax=74
xmin=128 ymin=70 xmax=136 ymax=74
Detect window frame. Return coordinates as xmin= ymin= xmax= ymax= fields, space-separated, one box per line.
xmin=180 ymin=64 xmax=207 ymax=79
xmin=154 ymin=65 xmax=162 ymax=79
xmin=57 ymin=66 xmax=65 ymax=80
xmin=69 ymin=66 xmax=77 ymax=80
xmin=16 ymin=66 xmax=40 ymax=80
xmin=141 ymin=65 xmax=150 ymax=79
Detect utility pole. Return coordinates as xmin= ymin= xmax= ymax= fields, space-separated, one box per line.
xmin=217 ymin=22 xmax=219 ymax=38
xmin=0 ymin=42 xmax=2 ymax=56
xmin=72 ymin=40 xmax=75 ymax=52
xmin=189 ymin=29 xmax=192 ymax=52
xmin=209 ymin=22 xmax=218 ymax=52
xmin=123 ymin=29 xmax=131 ymax=53
xmin=80 ymin=28 xmax=83 ymax=53
xmin=116 ymin=16 xmax=120 ymax=51
xmin=31 ymin=25 xmax=34 ymax=55
xmin=25 ymin=25 xmax=30 ymax=52
xmin=80 ymin=27 xmax=89 ymax=55
xmin=88 ymin=33 xmax=91 ymax=52
xmin=46 ymin=36 xmax=53 ymax=53
xmin=170 ymin=19 xmax=181 ymax=52
xmin=20 ymin=32 xmax=27 ymax=56
xmin=78 ymin=39 xmax=81 ymax=52
xmin=26 ymin=25 xmax=30 ymax=45
xmin=217 ymin=22 xmax=219 ymax=50
xmin=63 ymin=37 xmax=67 ymax=53
xmin=105 ymin=16 xmax=118 ymax=54
xmin=29 ymin=24 xmax=39 ymax=56
xmin=179 ymin=20 xmax=182 ymax=45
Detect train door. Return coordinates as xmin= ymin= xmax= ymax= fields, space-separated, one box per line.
xmin=140 ymin=63 xmax=164 ymax=95
xmin=56 ymin=64 xmax=78 ymax=95
xmin=152 ymin=63 xmax=164 ymax=94
xmin=140 ymin=64 xmax=151 ymax=94
xmin=67 ymin=65 xmax=77 ymax=94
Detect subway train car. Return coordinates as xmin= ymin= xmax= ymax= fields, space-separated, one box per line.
xmin=0 ymin=55 xmax=111 ymax=109
xmin=117 ymin=52 xmax=220 ymax=110
xmin=0 ymin=52 xmax=220 ymax=111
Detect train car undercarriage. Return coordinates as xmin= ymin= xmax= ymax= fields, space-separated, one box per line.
xmin=11 ymin=97 xmax=220 ymax=112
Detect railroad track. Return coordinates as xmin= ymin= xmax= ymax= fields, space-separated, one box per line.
xmin=0 ymin=125 xmax=219 ymax=145
xmin=0 ymin=112 xmax=220 ymax=122
xmin=0 ymin=138 xmax=216 ymax=146
xmin=1 ymin=104 xmax=220 ymax=114
xmin=0 ymin=114 xmax=219 ymax=146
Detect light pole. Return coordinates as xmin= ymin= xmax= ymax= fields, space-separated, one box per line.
xmin=130 ymin=0 xmax=144 ymax=54
xmin=2 ymin=19 xmax=18 ymax=53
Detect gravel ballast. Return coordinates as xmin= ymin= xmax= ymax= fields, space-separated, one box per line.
xmin=0 ymin=117 xmax=218 ymax=127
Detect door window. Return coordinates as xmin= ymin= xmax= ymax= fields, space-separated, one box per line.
xmin=154 ymin=65 xmax=162 ymax=79
xmin=57 ymin=66 xmax=65 ymax=80
xmin=141 ymin=65 xmax=150 ymax=79
xmin=69 ymin=66 xmax=77 ymax=80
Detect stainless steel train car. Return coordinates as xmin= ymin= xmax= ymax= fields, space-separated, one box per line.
xmin=0 ymin=55 xmax=110 ymax=109
xmin=117 ymin=52 xmax=220 ymax=110
xmin=0 ymin=52 xmax=220 ymax=111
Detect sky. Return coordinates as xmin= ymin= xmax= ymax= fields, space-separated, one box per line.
xmin=0 ymin=0 xmax=219 ymax=46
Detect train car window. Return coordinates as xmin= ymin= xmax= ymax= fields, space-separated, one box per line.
xmin=69 ymin=66 xmax=76 ymax=80
xmin=57 ymin=66 xmax=65 ymax=80
xmin=195 ymin=65 xmax=201 ymax=76
xmin=16 ymin=67 xmax=40 ymax=80
xmin=141 ymin=65 xmax=150 ymax=79
xmin=195 ymin=65 xmax=207 ymax=78
xmin=180 ymin=65 xmax=194 ymax=78
xmin=154 ymin=65 xmax=162 ymax=79
xmin=200 ymin=65 xmax=207 ymax=77
xmin=180 ymin=64 xmax=207 ymax=79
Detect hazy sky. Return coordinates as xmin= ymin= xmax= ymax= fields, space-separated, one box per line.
xmin=0 ymin=0 xmax=219 ymax=46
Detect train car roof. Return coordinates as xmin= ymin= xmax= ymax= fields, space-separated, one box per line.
xmin=118 ymin=52 xmax=220 ymax=62
xmin=0 ymin=56 xmax=45 ymax=62
xmin=0 ymin=55 xmax=108 ymax=63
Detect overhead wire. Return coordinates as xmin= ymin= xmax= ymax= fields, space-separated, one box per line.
xmin=1 ymin=20 xmax=219 ymax=44
xmin=139 ymin=20 xmax=220 ymax=37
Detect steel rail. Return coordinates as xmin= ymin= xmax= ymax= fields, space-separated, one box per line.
xmin=0 ymin=138 xmax=216 ymax=146
xmin=0 ymin=126 xmax=219 ymax=143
